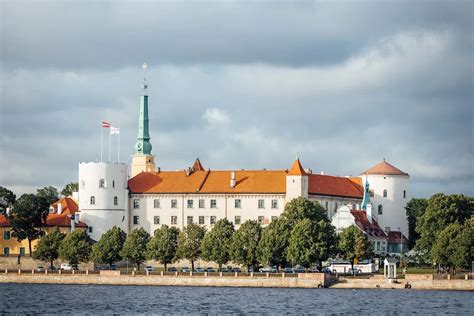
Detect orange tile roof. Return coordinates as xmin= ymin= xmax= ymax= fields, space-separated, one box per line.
xmin=308 ymin=174 xmax=364 ymax=199
xmin=362 ymin=159 xmax=408 ymax=176
xmin=51 ymin=197 xmax=79 ymax=215
xmin=287 ymin=158 xmax=307 ymax=176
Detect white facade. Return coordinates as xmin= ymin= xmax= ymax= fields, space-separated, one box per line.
xmin=363 ymin=174 xmax=409 ymax=237
xmin=78 ymin=162 xmax=129 ymax=241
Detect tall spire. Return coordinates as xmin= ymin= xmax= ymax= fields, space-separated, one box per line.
xmin=135 ymin=63 xmax=153 ymax=155
xmin=360 ymin=175 xmax=372 ymax=210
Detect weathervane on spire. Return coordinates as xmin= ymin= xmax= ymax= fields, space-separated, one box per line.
xmin=141 ymin=63 xmax=148 ymax=93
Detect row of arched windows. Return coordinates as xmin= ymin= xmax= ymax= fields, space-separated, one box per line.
xmin=81 ymin=179 xmax=117 ymax=189
xmin=382 ymin=189 xmax=407 ymax=198
xmin=90 ymin=196 xmax=119 ymax=206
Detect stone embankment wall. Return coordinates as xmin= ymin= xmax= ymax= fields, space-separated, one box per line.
xmin=331 ymin=274 xmax=473 ymax=291
xmin=0 ymin=271 xmax=329 ymax=288
xmin=0 ymin=256 xmax=94 ymax=270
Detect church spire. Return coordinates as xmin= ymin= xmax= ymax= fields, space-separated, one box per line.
xmin=135 ymin=63 xmax=153 ymax=155
xmin=360 ymin=175 xmax=372 ymax=210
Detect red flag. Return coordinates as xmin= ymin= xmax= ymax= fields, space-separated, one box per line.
xmin=102 ymin=121 xmax=110 ymax=128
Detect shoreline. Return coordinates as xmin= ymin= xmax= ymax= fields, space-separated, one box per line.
xmin=0 ymin=272 xmax=472 ymax=291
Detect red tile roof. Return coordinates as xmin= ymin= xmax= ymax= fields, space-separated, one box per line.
xmin=350 ymin=210 xmax=387 ymax=238
xmin=362 ymin=160 xmax=408 ymax=176
xmin=387 ymin=231 xmax=408 ymax=244
xmin=288 ymin=158 xmax=307 ymax=176
xmin=308 ymin=175 xmax=363 ymax=199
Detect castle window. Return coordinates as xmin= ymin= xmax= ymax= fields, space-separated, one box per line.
xmin=258 ymin=199 xmax=265 ymax=209
xmin=378 ymin=204 xmax=383 ymax=215
xmin=88 ymin=227 xmax=93 ymax=233
xmin=133 ymin=216 xmax=139 ymax=225
xmin=154 ymin=216 xmax=160 ymax=225
xmin=187 ymin=200 xmax=194 ymax=208
xmin=383 ymin=189 xmax=387 ymax=198
xmin=133 ymin=199 xmax=140 ymax=209
xmin=210 ymin=216 xmax=216 ymax=225
xmin=199 ymin=199 xmax=205 ymax=208
xmin=234 ymin=216 xmax=241 ymax=225
xmin=334 ymin=203 xmax=338 ymax=212
xmin=258 ymin=216 xmax=264 ymax=225
xmin=403 ymin=190 xmax=406 ymax=199
xmin=210 ymin=199 xmax=217 ymax=208
xmin=171 ymin=216 xmax=177 ymax=225
xmin=113 ymin=196 xmax=118 ymax=206
xmin=235 ymin=199 xmax=241 ymax=208
xmin=271 ymin=199 xmax=278 ymax=209
xmin=99 ymin=179 xmax=106 ymax=188
xmin=154 ymin=199 xmax=160 ymax=208
xmin=112 ymin=180 xmax=115 ymax=188
xmin=199 ymin=216 xmax=204 ymax=225
xmin=171 ymin=199 xmax=178 ymax=208
xmin=325 ymin=201 xmax=328 ymax=210
xmin=3 ymin=231 xmax=10 ymax=240
xmin=90 ymin=196 xmax=95 ymax=205
xmin=187 ymin=216 xmax=193 ymax=224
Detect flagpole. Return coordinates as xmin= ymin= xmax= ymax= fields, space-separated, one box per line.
xmin=100 ymin=126 xmax=103 ymax=162
xmin=118 ymin=124 xmax=121 ymax=162
xmin=108 ymin=127 xmax=112 ymax=162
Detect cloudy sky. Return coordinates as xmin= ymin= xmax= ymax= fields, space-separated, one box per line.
xmin=1 ymin=1 xmax=473 ymax=198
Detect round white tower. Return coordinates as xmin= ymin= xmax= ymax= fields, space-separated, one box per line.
xmin=78 ymin=162 xmax=129 ymax=241
xmin=360 ymin=159 xmax=410 ymax=237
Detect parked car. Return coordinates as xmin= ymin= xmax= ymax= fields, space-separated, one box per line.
xmin=181 ymin=267 xmax=190 ymax=273
xmin=168 ymin=267 xmax=177 ymax=272
xmin=259 ymin=266 xmax=277 ymax=273
xmin=321 ymin=268 xmax=332 ymax=274
xmin=48 ymin=266 xmax=57 ymax=272
xmin=60 ymin=263 xmax=73 ymax=271
xmin=109 ymin=264 xmax=118 ymax=270
xmin=293 ymin=266 xmax=306 ymax=273
xmin=283 ymin=267 xmax=294 ymax=273
xmin=347 ymin=268 xmax=362 ymax=275
xmin=220 ymin=267 xmax=230 ymax=273
xmin=205 ymin=267 xmax=215 ymax=273
xmin=308 ymin=267 xmax=320 ymax=273
xmin=194 ymin=267 xmax=205 ymax=273
xmin=71 ymin=264 xmax=79 ymax=270
xmin=36 ymin=265 xmax=45 ymax=272
xmin=144 ymin=266 xmax=153 ymax=272
xmin=231 ymin=267 xmax=241 ymax=273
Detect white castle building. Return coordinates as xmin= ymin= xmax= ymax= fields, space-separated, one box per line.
xmin=77 ymin=75 xmax=410 ymax=245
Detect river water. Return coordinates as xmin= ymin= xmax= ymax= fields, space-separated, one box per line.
xmin=0 ymin=284 xmax=472 ymax=314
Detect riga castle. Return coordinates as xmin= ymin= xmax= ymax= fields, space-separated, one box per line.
xmin=77 ymin=75 xmax=410 ymax=253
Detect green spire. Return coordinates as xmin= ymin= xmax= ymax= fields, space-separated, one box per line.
xmin=360 ymin=176 xmax=371 ymax=210
xmin=135 ymin=64 xmax=153 ymax=155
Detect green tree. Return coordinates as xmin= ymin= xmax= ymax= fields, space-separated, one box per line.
xmin=147 ymin=225 xmax=180 ymax=271
xmin=281 ymin=197 xmax=329 ymax=226
xmin=201 ymin=219 xmax=234 ymax=271
xmin=287 ymin=219 xmax=337 ymax=269
xmin=61 ymin=182 xmax=78 ymax=197
xmin=177 ymin=223 xmax=206 ymax=271
xmin=91 ymin=226 xmax=127 ymax=267
xmin=431 ymin=223 xmax=462 ymax=271
xmin=33 ymin=228 xmax=65 ymax=268
xmin=230 ymin=220 xmax=262 ymax=271
xmin=58 ymin=230 xmax=92 ymax=265
xmin=337 ymin=225 xmax=373 ymax=273
xmin=120 ymin=227 xmax=150 ymax=270
xmin=8 ymin=194 xmax=50 ymax=255
xmin=0 ymin=186 xmax=16 ymax=214
xmin=405 ymin=198 xmax=428 ymax=249
xmin=36 ymin=186 xmax=60 ymax=205
xmin=257 ymin=218 xmax=290 ymax=269
xmin=415 ymin=194 xmax=473 ymax=260
xmin=452 ymin=218 xmax=474 ymax=270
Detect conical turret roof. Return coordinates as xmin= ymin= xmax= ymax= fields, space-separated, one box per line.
xmin=287 ymin=157 xmax=307 ymax=176
xmin=362 ymin=159 xmax=408 ymax=176
xmin=192 ymin=158 xmax=205 ymax=171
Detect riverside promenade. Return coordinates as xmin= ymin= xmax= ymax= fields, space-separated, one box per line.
xmin=0 ymin=270 xmax=472 ymax=290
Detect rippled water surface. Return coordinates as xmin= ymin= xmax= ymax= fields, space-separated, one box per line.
xmin=0 ymin=283 xmax=472 ymax=314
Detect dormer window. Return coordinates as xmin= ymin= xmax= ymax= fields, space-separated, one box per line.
xmin=99 ymin=179 xmax=106 ymax=188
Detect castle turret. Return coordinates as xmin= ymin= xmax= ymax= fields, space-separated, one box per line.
xmin=286 ymin=157 xmax=308 ymax=200
xmin=360 ymin=159 xmax=409 ymax=237
xmin=131 ymin=63 xmax=156 ymax=177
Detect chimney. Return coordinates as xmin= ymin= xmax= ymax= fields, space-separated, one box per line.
xmin=230 ymin=171 xmax=236 ymax=188
xmin=57 ymin=203 xmax=63 ymax=215
xmin=366 ymin=204 xmax=375 ymax=223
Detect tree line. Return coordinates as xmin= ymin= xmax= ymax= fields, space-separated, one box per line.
xmin=406 ymin=193 xmax=473 ymax=272
xmin=32 ymin=197 xmax=374 ymax=270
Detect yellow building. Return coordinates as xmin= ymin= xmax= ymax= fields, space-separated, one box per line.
xmin=0 ymin=197 xmax=87 ymax=256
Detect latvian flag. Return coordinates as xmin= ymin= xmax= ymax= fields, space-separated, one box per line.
xmin=102 ymin=121 xmax=110 ymax=128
